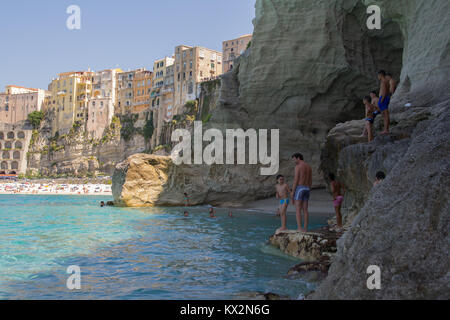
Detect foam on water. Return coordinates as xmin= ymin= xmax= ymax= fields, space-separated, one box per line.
xmin=0 ymin=195 xmax=329 ymax=299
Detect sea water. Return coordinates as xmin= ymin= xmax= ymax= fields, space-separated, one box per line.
xmin=0 ymin=195 xmax=328 ymax=300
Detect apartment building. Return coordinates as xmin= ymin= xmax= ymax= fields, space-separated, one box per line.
xmin=116 ymin=68 xmax=152 ymax=115
xmin=222 ymin=34 xmax=252 ymax=73
xmin=173 ymin=45 xmax=223 ymax=114
xmin=86 ymin=97 xmax=114 ymax=139
xmin=116 ymin=70 xmax=136 ymax=115
xmin=133 ymin=69 xmax=153 ymax=113
xmin=0 ymin=86 xmax=49 ymax=124
xmin=47 ymin=71 xmax=94 ymax=135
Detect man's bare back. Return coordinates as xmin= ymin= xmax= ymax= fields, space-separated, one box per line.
xmin=296 ymin=162 xmax=312 ymax=188
xmin=379 ymin=79 xmax=390 ymax=100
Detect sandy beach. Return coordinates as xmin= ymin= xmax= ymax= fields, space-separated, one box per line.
xmin=238 ymin=188 xmax=335 ymax=217
xmin=0 ymin=181 xmax=112 ymax=196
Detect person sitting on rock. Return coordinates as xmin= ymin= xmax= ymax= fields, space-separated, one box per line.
xmin=386 ymin=73 xmax=397 ymax=95
xmin=363 ymin=96 xmax=378 ymax=142
xmin=275 ymin=174 xmax=291 ymax=232
xmin=373 ymin=171 xmax=386 ymax=187
xmin=329 ymin=173 xmax=345 ymax=229
xmin=378 ymin=70 xmax=391 ymax=135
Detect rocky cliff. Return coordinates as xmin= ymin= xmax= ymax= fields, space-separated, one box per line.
xmin=113 ymin=0 xmax=407 ymax=206
xmin=310 ymin=0 xmax=450 ymax=300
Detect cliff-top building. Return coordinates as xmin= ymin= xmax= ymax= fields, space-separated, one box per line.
xmin=116 ymin=68 xmax=153 ymax=115
xmin=133 ymin=69 xmax=153 ymax=114
xmin=47 ymin=71 xmax=94 ymax=135
xmin=222 ymin=34 xmax=252 ymax=73
xmin=173 ymin=45 xmax=223 ymax=115
xmin=0 ymin=85 xmax=49 ymax=124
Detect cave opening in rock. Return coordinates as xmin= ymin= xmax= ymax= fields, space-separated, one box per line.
xmin=336 ymin=2 xmax=405 ymax=124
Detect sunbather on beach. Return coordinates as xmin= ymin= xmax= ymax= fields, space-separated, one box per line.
xmin=329 ymin=173 xmax=345 ymax=229
xmin=275 ymin=174 xmax=291 ymax=232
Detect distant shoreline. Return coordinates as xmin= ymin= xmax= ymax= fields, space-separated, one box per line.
xmin=0 ymin=181 xmax=112 ymax=196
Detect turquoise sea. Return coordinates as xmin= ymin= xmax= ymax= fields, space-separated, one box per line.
xmin=0 ymin=195 xmax=328 ymax=300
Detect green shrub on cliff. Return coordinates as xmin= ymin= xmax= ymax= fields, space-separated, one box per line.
xmin=27 ymin=111 xmax=44 ymax=129
xmin=143 ymin=112 xmax=155 ymax=140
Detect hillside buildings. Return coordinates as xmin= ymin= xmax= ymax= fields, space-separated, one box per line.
xmin=173 ymin=45 xmax=223 ymax=115
xmin=47 ymin=71 xmax=94 ymax=135
xmin=222 ymin=34 xmax=252 ymax=73
xmin=0 ymin=86 xmax=49 ymax=124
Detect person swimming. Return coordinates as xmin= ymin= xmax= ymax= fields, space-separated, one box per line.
xmin=100 ymin=201 xmax=105 ymax=207
xmin=184 ymin=211 xmax=189 ymax=217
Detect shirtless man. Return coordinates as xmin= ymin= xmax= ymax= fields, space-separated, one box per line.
xmin=386 ymin=73 xmax=397 ymax=95
xmin=290 ymin=153 xmax=313 ymax=232
xmin=329 ymin=173 xmax=345 ymax=229
xmin=275 ymin=174 xmax=291 ymax=232
xmin=378 ymin=70 xmax=391 ymax=134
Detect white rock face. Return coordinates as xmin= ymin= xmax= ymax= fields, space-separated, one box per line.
xmin=311 ymin=0 xmax=450 ymax=300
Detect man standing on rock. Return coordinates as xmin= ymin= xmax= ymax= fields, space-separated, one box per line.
xmin=291 ymin=153 xmax=313 ymax=232
xmin=378 ymin=70 xmax=391 ymax=135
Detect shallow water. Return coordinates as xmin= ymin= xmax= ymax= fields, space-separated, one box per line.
xmin=0 ymin=195 xmax=329 ymax=299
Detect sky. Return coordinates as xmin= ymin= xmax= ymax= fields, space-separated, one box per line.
xmin=0 ymin=0 xmax=256 ymax=90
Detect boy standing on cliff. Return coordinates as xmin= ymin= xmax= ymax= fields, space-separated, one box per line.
xmin=378 ymin=70 xmax=391 ymax=134
xmin=275 ymin=175 xmax=291 ymax=232
xmin=291 ymin=153 xmax=313 ymax=232
xmin=329 ymin=173 xmax=345 ymax=229
xmin=363 ymin=96 xmax=379 ymax=142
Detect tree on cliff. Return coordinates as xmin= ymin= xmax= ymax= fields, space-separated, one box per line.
xmin=27 ymin=111 xmax=44 ymax=129
xmin=143 ymin=111 xmax=154 ymax=141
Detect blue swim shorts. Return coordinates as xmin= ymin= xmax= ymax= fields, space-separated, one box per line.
xmin=294 ymin=186 xmax=310 ymax=202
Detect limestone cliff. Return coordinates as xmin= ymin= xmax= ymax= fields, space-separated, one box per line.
xmin=310 ymin=0 xmax=450 ymax=300
xmin=113 ymin=0 xmax=407 ymax=206
xmin=27 ymin=112 xmax=150 ymax=177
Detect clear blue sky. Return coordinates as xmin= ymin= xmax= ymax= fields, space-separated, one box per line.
xmin=0 ymin=0 xmax=255 ymax=90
